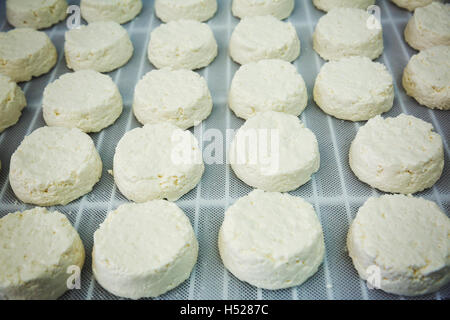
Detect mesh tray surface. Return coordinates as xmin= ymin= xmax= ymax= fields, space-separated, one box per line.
xmin=0 ymin=0 xmax=449 ymax=300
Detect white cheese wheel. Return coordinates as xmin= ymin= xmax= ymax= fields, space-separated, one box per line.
xmin=43 ymin=70 xmax=123 ymax=132
xmin=349 ymin=114 xmax=444 ymax=194
xmin=113 ymin=123 xmax=204 ymax=202
xmin=230 ymin=111 xmax=320 ymax=192
xmin=0 ymin=207 xmax=85 ymax=300
xmin=9 ymin=126 xmax=102 ymax=206
xmin=347 ymin=194 xmax=450 ymax=296
xmin=155 ymin=0 xmax=217 ymax=22
xmin=229 ymin=15 xmax=300 ymax=65
xmin=232 ymin=0 xmax=295 ymax=20
xmin=313 ymin=8 xmax=383 ymax=61
xmin=313 ymin=56 xmax=394 ymax=121
xmin=219 ymin=190 xmax=325 ymax=290
xmin=81 ymin=0 xmax=142 ymax=24
xmin=148 ymin=20 xmax=217 ymax=70
xmin=133 ymin=68 xmax=212 ymax=129
xmin=313 ymin=0 xmax=375 ymax=12
xmin=6 ymin=0 xmax=67 ymax=29
xmin=93 ymin=201 xmax=198 ymax=299
xmin=0 ymin=28 xmax=57 ymax=82
xmin=64 ymin=21 xmax=133 ymax=73
xmin=229 ymin=59 xmax=307 ymax=120
xmin=404 ymin=2 xmax=450 ymax=51
xmin=403 ymin=45 xmax=450 ymax=111
xmin=0 ymin=74 xmax=26 ymax=133
xmin=390 ymin=0 xmax=440 ymax=11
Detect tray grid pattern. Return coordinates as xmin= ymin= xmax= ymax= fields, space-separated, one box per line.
xmin=0 ymin=0 xmax=448 ymax=300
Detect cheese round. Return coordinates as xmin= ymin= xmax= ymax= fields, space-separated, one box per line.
xmin=148 ymin=20 xmax=218 ymax=70
xmin=229 ymin=59 xmax=307 ymax=120
xmin=313 ymin=56 xmax=394 ymax=121
xmin=313 ymin=8 xmax=383 ymax=61
xmin=43 ymin=70 xmax=123 ymax=132
xmin=0 ymin=207 xmax=85 ymax=300
xmin=0 ymin=28 xmax=57 ymax=83
xmin=6 ymin=0 xmax=67 ymax=29
xmin=403 ymin=45 xmax=450 ymax=110
xmin=113 ymin=123 xmax=204 ymax=202
xmin=0 ymin=74 xmax=26 ymax=133
xmin=81 ymin=0 xmax=142 ymax=24
xmin=347 ymin=194 xmax=450 ymax=296
xmin=405 ymin=2 xmax=450 ymax=51
xmin=232 ymin=0 xmax=295 ymax=20
xmin=313 ymin=0 xmax=375 ymax=12
xmin=219 ymin=190 xmax=325 ymax=290
xmin=390 ymin=0 xmax=440 ymax=11
xmin=229 ymin=15 xmax=300 ymax=65
xmin=133 ymin=68 xmax=212 ymax=129
xmin=230 ymin=111 xmax=320 ymax=192
xmin=349 ymin=114 xmax=444 ymax=194
xmin=93 ymin=201 xmax=198 ymax=299
xmin=9 ymin=126 xmax=102 ymax=206
xmin=65 ymin=21 xmax=133 ymax=73
xmin=155 ymin=0 xmax=217 ymax=22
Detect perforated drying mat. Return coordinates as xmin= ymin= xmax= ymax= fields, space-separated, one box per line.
xmin=0 ymin=0 xmax=448 ymax=300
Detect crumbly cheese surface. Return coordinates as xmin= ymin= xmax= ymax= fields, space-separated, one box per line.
xmin=113 ymin=123 xmax=204 ymax=202
xmin=0 ymin=28 xmax=57 ymax=82
xmin=405 ymin=2 xmax=450 ymax=51
xmin=313 ymin=8 xmax=383 ymax=61
xmin=155 ymin=0 xmax=217 ymax=22
xmin=313 ymin=0 xmax=375 ymax=12
xmin=65 ymin=21 xmax=133 ymax=73
xmin=148 ymin=20 xmax=218 ymax=70
xmin=403 ymin=45 xmax=450 ymax=110
xmin=219 ymin=190 xmax=325 ymax=290
xmin=390 ymin=0 xmax=439 ymax=11
xmin=93 ymin=201 xmax=198 ymax=299
xmin=133 ymin=68 xmax=212 ymax=129
xmin=229 ymin=15 xmax=300 ymax=65
xmin=349 ymin=114 xmax=444 ymax=194
xmin=0 ymin=74 xmax=26 ymax=133
xmin=81 ymin=0 xmax=142 ymax=24
xmin=347 ymin=194 xmax=450 ymax=296
xmin=9 ymin=126 xmax=102 ymax=206
xmin=6 ymin=0 xmax=67 ymax=29
xmin=0 ymin=207 xmax=85 ymax=300
xmin=232 ymin=0 xmax=295 ymax=20
xmin=229 ymin=59 xmax=307 ymax=119
xmin=314 ymin=56 xmax=394 ymax=121
xmin=43 ymin=70 xmax=123 ymax=132
xmin=230 ymin=111 xmax=320 ymax=192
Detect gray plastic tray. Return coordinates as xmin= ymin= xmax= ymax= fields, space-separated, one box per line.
xmin=0 ymin=0 xmax=448 ymax=300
